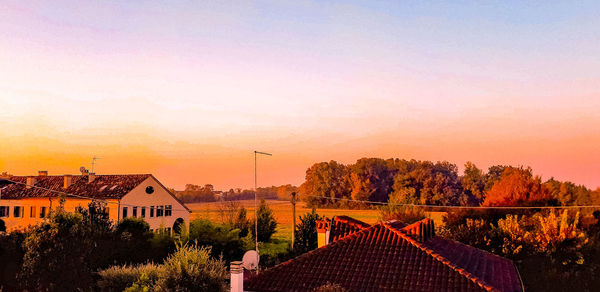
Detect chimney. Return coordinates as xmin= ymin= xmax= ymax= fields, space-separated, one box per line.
xmin=230 ymin=261 xmax=243 ymax=292
xmin=38 ymin=170 xmax=48 ymax=176
xmin=316 ymin=218 xmax=331 ymax=248
xmin=64 ymin=175 xmax=73 ymax=189
xmin=403 ymin=218 xmax=435 ymax=242
xmin=26 ymin=177 xmax=37 ymax=189
xmin=88 ymin=173 xmax=96 ymax=183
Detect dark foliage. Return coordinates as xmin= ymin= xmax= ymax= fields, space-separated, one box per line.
xmin=252 ymin=199 xmax=278 ymax=242
xmin=293 ymin=208 xmax=322 ymax=253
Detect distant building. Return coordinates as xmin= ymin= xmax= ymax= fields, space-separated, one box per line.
xmin=0 ymin=171 xmax=190 ymax=233
xmin=240 ymin=216 xmax=523 ymax=292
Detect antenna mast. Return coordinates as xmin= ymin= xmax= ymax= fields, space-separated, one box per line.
xmin=91 ymin=156 xmax=103 ymax=173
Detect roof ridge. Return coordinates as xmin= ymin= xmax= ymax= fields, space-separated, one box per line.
xmin=382 ymin=221 xmax=499 ymax=292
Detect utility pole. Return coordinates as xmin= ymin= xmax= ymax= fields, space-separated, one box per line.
xmin=254 ymin=150 xmax=272 ymax=254
xmin=291 ymin=192 xmax=297 ymax=248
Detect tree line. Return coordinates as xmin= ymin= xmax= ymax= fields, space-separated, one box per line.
xmin=299 ymin=158 xmax=600 ymax=207
xmin=175 ymin=184 xmax=297 ymax=203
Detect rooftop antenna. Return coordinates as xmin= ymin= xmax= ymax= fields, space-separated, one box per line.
xmin=91 ymin=156 xmax=103 ymax=173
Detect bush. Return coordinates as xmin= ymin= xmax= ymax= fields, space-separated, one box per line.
xmin=379 ymin=205 xmax=425 ymax=224
xmin=188 ymin=219 xmax=244 ymax=262
xmin=97 ymin=263 xmax=161 ymax=291
xmin=155 ymin=244 xmax=228 ymax=291
xmin=252 ymin=199 xmax=277 ymax=242
xmin=99 ymin=244 xmax=228 ymax=292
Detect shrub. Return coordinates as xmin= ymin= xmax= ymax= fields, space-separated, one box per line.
xmin=155 ymin=244 xmax=228 ymax=291
xmin=252 ymin=199 xmax=277 ymax=242
xmin=379 ymin=205 xmax=425 ymax=224
xmin=188 ymin=219 xmax=244 ymax=262
xmin=97 ymin=263 xmax=161 ymax=291
xmin=294 ymin=208 xmax=322 ymax=253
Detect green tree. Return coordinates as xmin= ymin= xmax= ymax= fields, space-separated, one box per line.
xmin=293 ymin=209 xmax=322 ymax=253
xmin=233 ymin=207 xmax=251 ymax=237
xmin=390 ymin=160 xmax=462 ymax=205
xmin=19 ymin=210 xmax=94 ymax=291
xmin=252 ymin=199 xmax=277 ymax=242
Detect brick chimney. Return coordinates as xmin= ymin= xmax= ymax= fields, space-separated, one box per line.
xmin=38 ymin=170 xmax=48 ymax=176
xmin=26 ymin=177 xmax=36 ymax=189
xmin=230 ymin=261 xmax=243 ymax=292
xmin=316 ymin=218 xmax=331 ymax=248
xmin=88 ymin=173 xmax=96 ymax=183
xmin=64 ymin=175 xmax=73 ymax=189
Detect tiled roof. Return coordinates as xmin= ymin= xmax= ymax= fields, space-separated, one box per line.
xmin=329 ymin=215 xmax=371 ymax=242
xmin=245 ymin=217 xmax=523 ymax=292
xmin=0 ymin=174 xmax=151 ymax=200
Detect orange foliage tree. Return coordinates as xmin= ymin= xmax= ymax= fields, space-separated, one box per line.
xmin=482 ymin=167 xmax=551 ymax=206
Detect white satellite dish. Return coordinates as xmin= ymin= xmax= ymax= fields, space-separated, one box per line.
xmin=242 ymin=250 xmax=259 ymax=270
xmin=79 ymin=166 xmax=88 ymax=174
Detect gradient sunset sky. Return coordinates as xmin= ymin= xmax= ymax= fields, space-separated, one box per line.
xmin=1 ymin=1 xmax=599 ymax=190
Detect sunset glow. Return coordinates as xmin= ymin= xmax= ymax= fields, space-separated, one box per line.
xmin=1 ymin=1 xmax=599 ymax=190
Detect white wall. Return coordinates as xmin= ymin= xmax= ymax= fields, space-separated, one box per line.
xmin=119 ymin=176 xmax=190 ymax=232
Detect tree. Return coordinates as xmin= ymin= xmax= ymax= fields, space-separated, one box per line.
xmin=483 ymin=167 xmax=551 ymax=206
xmin=390 ymin=160 xmax=462 ymax=205
xmin=348 ymin=158 xmax=394 ymax=202
xmin=19 ymin=210 xmax=94 ymax=291
xmin=301 ymin=161 xmax=350 ymax=206
xmin=252 ymin=199 xmax=277 ymax=242
xmin=293 ymin=209 xmax=322 ymax=253
xmin=233 ymin=207 xmax=251 ymax=237
xmin=461 ymin=162 xmax=486 ymax=205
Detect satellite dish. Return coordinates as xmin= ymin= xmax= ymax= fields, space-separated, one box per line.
xmin=79 ymin=166 xmax=88 ymax=174
xmin=242 ymin=250 xmax=259 ymax=270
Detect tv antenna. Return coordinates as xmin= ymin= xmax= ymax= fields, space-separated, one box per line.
xmin=91 ymin=156 xmax=103 ymax=173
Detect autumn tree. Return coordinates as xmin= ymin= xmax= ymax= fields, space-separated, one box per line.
xmin=348 ymin=158 xmax=394 ymax=202
xmin=482 ymin=167 xmax=551 ymax=206
xmin=301 ymin=161 xmax=350 ymax=206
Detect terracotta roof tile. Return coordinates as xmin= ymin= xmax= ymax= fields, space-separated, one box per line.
xmin=245 ymin=217 xmax=523 ymax=292
xmin=0 ymin=174 xmax=151 ymax=200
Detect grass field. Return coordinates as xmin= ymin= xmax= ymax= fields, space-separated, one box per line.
xmin=186 ymin=200 xmax=446 ymax=241
xmin=186 ymin=200 xmax=381 ymax=240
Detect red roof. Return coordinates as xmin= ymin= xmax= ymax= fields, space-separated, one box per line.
xmin=0 ymin=174 xmax=151 ymax=200
xmin=245 ymin=217 xmax=523 ymax=292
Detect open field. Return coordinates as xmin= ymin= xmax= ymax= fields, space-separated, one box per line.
xmin=186 ymin=200 xmax=446 ymax=241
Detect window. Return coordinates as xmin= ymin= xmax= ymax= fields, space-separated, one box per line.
xmin=132 ymin=207 xmax=138 ymax=217
xmin=30 ymin=206 xmax=36 ymax=218
xmin=157 ymin=205 xmax=164 ymax=217
xmin=165 ymin=205 xmax=172 ymax=217
xmin=40 ymin=207 xmax=47 ymax=218
xmin=146 ymin=186 xmax=154 ymax=194
xmin=0 ymin=206 xmax=9 ymax=217
xmin=13 ymin=206 xmax=23 ymax=218
xmin=150 ymin=206 xmax=154 ymax=217
xmin=141 ymin=207 xmax=146 ymax=218
xmin=122 ymin=207 xmax=128 ymax=218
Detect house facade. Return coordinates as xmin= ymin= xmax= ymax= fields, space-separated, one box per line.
xmin=0 ymin=171 xmax=189 ymax=233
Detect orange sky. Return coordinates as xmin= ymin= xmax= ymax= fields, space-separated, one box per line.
xmin=1 ymin=1 xmax=599 ymax=190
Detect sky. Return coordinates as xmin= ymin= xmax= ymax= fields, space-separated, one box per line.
xmin=1 ymin=1 xmax=599 ymax=190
